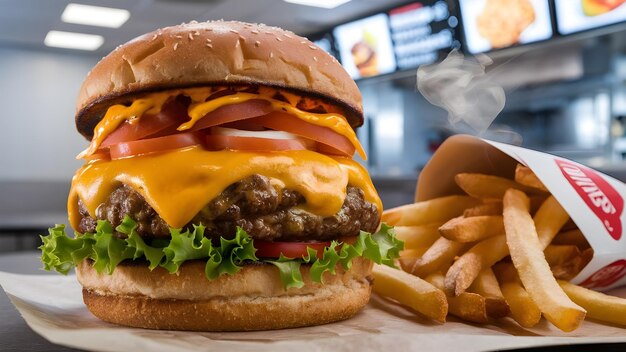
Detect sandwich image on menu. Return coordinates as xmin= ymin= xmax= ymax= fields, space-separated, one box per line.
xmin=555 ymin=0 xmax=626 ymax=34
xmin=351 ymin=31 xmax=379 ymax=77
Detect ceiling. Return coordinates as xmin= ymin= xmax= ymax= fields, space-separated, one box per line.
xmin=0 ymin=0 xmax=411 ymax=55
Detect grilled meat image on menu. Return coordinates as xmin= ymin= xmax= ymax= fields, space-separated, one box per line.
xmin=477 ymin=0 xmax=535 ymax=49
xmin=583 ymin=0 xmax=626 ymax=16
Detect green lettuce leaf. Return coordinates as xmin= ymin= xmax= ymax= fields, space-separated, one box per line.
xmin=39 ymin=217 xmax=403 ymax=289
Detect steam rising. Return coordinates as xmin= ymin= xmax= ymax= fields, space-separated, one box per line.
xmin=417 ymin=50 xmax=505 ymax=134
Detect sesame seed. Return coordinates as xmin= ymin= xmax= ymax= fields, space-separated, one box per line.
xmin=313 ymin=56 xmax=318 ymax=62
xmin=206 ymin=38 xmax=212 ymax=43
xmin=190 ymin=20 xmax=198 ymax=24
xmin=255 ymin=41 xmax=260 ymax=47
xmin=151 ymin=34 xmax=158 ymax=40
xmin=206 ymin=43 xmax=213 ymax=48
xmin=309 ymin=45 xmax=317 ymax=50
xmin=229 ymin=29 xmax=239 ymax=34
xmin=251 ymin=30 xmax=259 ymax=34
xmin=276 ymin=37 xmax=283 ymax=42
xmin=173 ymin=43 xmax=179 ymax=50
xmin=283 ymin=33 xmax=292 ymax=38
xmin=269 ymin=52 xmax=274 ymax=58
xmin=300 ymin=41 xmax=307 ymax=44
xmin=175 ymin=35 xmax=182 ymax=39
xmin=235 ymin=40 xmax=240 ymax=48
xmin=188 ymin=33 xmax=194 ymax=40
xmin=194 ymin=31 xmax=200 ymax=36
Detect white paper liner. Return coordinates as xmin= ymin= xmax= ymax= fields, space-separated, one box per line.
xmin=2 ymin=272 xmax=626 ymax=352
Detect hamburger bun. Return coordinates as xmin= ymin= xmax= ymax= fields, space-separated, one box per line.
xmin=76 ymin=20 xmax=363 ymax=140
xmin=77 ymin=258 xmax=373 ymax=331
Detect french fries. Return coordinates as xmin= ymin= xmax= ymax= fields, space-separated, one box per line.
xmin=381 ymin=195 xmax=480 ymax=226
xmin=515 ymin=164 xmax=549 ymax=192
xmin=455 ymin=173 xmax=547 ymax=200
xmin=394 ymin=223 xmax=443 ymax=250
xmin=426 ymin=272 xmax=488 ymax=323
xmin=372 ymin=264 xmax=448 ymax=323
xmin=374 ymin=163 xmax=624 ymax=333
xmin=439 ymin=216 xmax=503 ymax=243
xmin=409 ymin=237 xmax=469 ymax=278
xmin=469 ymin=268 xmax=510 ymax=319
xmin=494 ymin=262 xmax=542 ymax=328
xmin=559 ymin=280 xmax=626 ymax=326
xmin=503 ymin=188 xmax=586 ymax=332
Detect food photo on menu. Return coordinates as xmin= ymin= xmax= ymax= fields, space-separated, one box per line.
xmin=2 ymin=1 xmax=626 ymax=352
xmin=556 ymin=0 xmax=626 ymax=34
xmin=459 ymin=0 xmax=553 ymax=53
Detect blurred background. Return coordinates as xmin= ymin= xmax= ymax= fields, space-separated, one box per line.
xmin=2 ymin=0 xmax=626 ymax=252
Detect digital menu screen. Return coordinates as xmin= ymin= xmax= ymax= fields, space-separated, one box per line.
xmin=555 ymin=0 xmax=626 ymax=35
xmin=313 ymin=32 xmax=335 ymax=55
xmin=333 ymin=13 xmax=397 ymax=79
xmin=459 ymin=0 xmax=553 ymax=54
xmin=388 ymin=1 xmax=458 ymax=70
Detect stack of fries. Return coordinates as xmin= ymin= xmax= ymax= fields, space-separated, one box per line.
xmin=373 ymin=164 xmax=626 ymax=331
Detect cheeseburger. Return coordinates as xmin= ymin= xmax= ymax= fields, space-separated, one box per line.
xmin=40 ymin=20 xmax=402 ymax=331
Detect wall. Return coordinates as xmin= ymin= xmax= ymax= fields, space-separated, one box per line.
xmin=0 ymin=47 xmax=98 ymax=181
xmin=0 ymin=48 xmax=98 ymax=228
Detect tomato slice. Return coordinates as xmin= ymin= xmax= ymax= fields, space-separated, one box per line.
xmin=186 ymin=99 xmax=273 ymax=132
xmin=109 ymin=132 xmax=202 ymax=159
xmin=251 ymin=112 xmax=356 ymax=157
xmin=254 ymin=241 xmax=332 ymax=259
xmin=205 ymin=135 xmax=311 ymax=152
xmin=101 ymin=98 xmax=188 ymax=147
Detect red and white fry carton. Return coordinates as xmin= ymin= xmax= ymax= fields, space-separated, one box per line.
xmin=416 ymin=134 xmax=626 ymax=291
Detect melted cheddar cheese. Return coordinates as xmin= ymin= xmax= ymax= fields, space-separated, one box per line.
xmin=69 ymin=147 xmax=381 ymax=230
xmin=79 ymin=87 xmax=366 ymax=159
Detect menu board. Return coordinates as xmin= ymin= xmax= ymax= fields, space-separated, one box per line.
xmin=459 ymin=0 xmax=553 ymax=54
xmin=555 ymin=0 xmax=626 ymax=35
xmin=388 ymin=1 xmax=457 ymax=70
xmin=333 ymin=13 xmax=397 ymax=79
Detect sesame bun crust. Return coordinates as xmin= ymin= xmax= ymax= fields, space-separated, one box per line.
xmin=75 ymin=20 xmax=363 ymax=140
xmin=76 ymin=258 xmax=373 ymax=331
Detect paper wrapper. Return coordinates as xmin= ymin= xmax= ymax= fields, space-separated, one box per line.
xmin=1 ymin=272 xmax=626 ymax=352
xmin=418 ymin=134 xmax=626 ymax=290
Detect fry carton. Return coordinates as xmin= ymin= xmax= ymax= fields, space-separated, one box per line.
xmin=417 ymin=134 xmax=626 ymax=291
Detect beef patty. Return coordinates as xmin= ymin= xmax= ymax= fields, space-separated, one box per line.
xmin=77 ymin=174 xmax=380 ymax=241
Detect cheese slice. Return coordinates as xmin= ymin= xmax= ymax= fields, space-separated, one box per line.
xmin=69 ymin=147 xmax=381 ymax=230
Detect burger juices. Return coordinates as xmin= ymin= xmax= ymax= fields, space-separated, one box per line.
xmin=39 ymin=21 xmax=402 ymax=331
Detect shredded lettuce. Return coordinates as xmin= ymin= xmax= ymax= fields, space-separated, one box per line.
xmin=39 ymin=216 xmax=402 ymax=288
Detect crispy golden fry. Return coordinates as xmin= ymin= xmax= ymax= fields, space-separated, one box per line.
xmin=394 ymin=223 xmax=443 ymax=250
xmin=515 ymin=164 xmax=549 ymax=192
xmin=426 ymin=272 xmax=489 ymax=323
xmin=551 ymin=248 xmax=594 ymax=281
xmin=503 ymin=189 xmax=586 ymax=332
xmin=463 ymin=202 xmax=503 ymax=217
xmin=559 ymin=281 xmax=626 ymax=326
xmin=469 ymin=268 xmax=510 ymax=319
xmin=455 ymin=173 xmax=547 ymax=200
xmin=439 ymin=215 xmax=503 ymax=243
xmin=410 ymin=237 xmax=469 ymax=278
xmin=444 ymin=235 xmax=508 ymax=296
xmin=494 ymin=262 xmax=542 ymax=328
xmin=544 ymin=245 xmax=581 ymax=267
xmin=372 ymin=264 xmax=448 ymax=323
xmin=551 ymin=229 xmax=591 ymax=249
xmin=382 ymin=196 xmax=480 ymax=226
xmin=534 ymin=196 xmax=570 ymax=249
xmin=398 ymin=247 xmax=429 ymax=273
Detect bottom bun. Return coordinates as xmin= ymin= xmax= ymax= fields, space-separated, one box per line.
xmin=77 ymin=258 xmax=373 ymax=331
